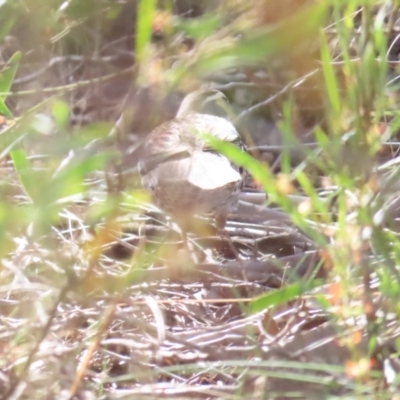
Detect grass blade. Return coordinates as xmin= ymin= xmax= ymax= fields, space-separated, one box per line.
xmin=135 ymin=0 xmax=157 ymax=63
xmin=0 ymin=51 xmax=21 ymax=117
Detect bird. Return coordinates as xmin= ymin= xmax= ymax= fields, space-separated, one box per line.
xmin=138 ymin=88 xmax=246 ymax=232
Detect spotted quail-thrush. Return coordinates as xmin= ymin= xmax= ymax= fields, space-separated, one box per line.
xmin=138 ymin=89 xmax=245 ymax=230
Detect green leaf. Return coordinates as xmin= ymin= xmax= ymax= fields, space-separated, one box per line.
xmin=204 ymin=135 xmax=292 ymax=209
xmin=0 ymin=16 xmax=15 ymax=47
xmin=51 ymin=152 xmax=112 ymax=203
xmin=0 ymin=51 xmax=22 ymax=117
xmin=135 ymin=0 xmax=157 ymax=62
xmin=0 ymin=99 xmax=12 ymax=119
xmin=320 ymin=33 xmax=340 ymax=117
xmin=0 ymin=51 xmax=21 ymax=95
xmin=176 ymin=14 xmax=221 ymax=40
xmin=11 ymin=148 xmax=39 ymax=203
xmin=204 ymin=135 xmax=274 ymax=190
xmin=52 ymin=99 xmax=70 ymax=128
xmin=251 ymin=280 xmax=323 ymax=313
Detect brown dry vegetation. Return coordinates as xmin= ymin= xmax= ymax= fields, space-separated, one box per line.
xmin=0 ymin=1 xmax=400 ymax=399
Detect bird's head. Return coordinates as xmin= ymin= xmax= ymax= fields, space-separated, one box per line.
xmin=176 ymin=89 xmax=229 ymax=117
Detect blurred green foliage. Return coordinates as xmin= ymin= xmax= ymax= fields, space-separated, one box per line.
xmin=0 ymin=0 xmax=399 ymax=397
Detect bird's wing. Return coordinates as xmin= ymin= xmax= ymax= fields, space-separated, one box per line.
xmin=139 ymin=121 xmax=193 ymax=175
xmin=139 ymin=114 xmax=243 ymax=175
